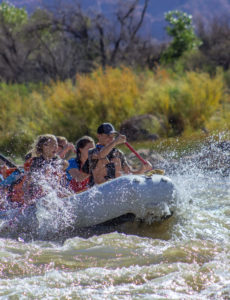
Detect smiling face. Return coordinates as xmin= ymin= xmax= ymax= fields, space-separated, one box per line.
xmin=97 ymin=133 xmax=116 ymax=146
xmin=42 ymin=138 xmax=58 ymax=159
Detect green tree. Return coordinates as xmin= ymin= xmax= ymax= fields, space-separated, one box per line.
xmin=0 ymin=2 xmax=29 ymax=82
xmin=161 ymin=10 xmax=201 ymax=64
xmin=0 ymin=2 xmax=28 ymax=29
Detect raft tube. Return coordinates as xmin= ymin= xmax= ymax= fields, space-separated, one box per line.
xmin=0 ymin=174 xmax=178 ymax=239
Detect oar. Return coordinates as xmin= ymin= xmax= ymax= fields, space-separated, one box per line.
xmin=124 ymin=142 xmax=165 ymax=175
xmin=124 ymin=142 xmax=148 ymax=165
xmin=0 ymin=153 xmax=22 ymax=173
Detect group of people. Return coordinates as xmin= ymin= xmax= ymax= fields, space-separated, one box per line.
xmin=0 ymin=123 xmax=152 ymax=208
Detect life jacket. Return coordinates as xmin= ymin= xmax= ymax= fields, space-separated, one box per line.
xmin=89 ymin=144 xmax=119 ymax=181
xmin=6 ymin=158 xmax=34 ymax=205
xmin=27 ymin=156 xmax=69 ymax=200
xmin=69 ymin=177 xmax=90 ymax=193
xmin=0 ymin=165 xmax=18 ymax=179
xmin=8 ymin=175 xmax=26 ymax=205
xmin=24 ymin=157 xmax=33 ymax=172
xmin=0 ymin=164 xmax=25 ymax=206
xmin=66 ymin=158 xmax=90 ymax=193
xmin=0 ymin=169 xmax=23 ymax=188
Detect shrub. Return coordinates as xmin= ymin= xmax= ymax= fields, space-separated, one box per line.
xmin=0 ymin=67 xmax=227 ymax=156
xmin=142 ymin=69 xmax=224 ymax=135
xmin=0 ymin=83 xmax=50 ymax=155
xmin=44 ymin=67 xmax=141 ymax=141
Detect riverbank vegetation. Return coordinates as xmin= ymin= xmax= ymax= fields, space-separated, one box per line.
xmin=0 ymin=2 xmax=229 ymax=157
xmin=0 ymin=67 xmax=229 ymax=156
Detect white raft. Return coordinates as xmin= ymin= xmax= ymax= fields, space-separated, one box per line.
xmin=0 ymin=174 xmax=178 ymax=238
xmin=65 ymin=174 xmax=178 ymax=227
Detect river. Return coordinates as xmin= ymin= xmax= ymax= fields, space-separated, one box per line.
xmin=0 ymin=139 xmax=229 ymax=299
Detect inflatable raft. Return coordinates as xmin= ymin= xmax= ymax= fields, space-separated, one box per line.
xmin=0 ymin=174 xmax=178 ymax=239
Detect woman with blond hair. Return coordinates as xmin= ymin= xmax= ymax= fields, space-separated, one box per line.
xmin=22 ymin=134 xmax=69 ymax=204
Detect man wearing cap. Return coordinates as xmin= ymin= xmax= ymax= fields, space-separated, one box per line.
xmin=88 ymin=123 xmax=152 ymax=184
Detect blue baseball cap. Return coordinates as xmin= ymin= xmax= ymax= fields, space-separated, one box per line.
xmin=97 ymin=123 xmax=117 ymax=135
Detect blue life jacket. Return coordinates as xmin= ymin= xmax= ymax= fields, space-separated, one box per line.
xmin=0 ymin=174 xmax=3 ymax=182
xmin=66 ymin=158 xmax=80 ymax=181
xmin=0 ymin=170 xmax=23 ymax=187
xmin=96 ymin=144 xmax=104 ymax=150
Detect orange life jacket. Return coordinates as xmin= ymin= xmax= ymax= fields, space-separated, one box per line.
xmin=6 ymin=158 xmax=33 ymax=205
xmin=8 ymin=175 xmax=26 ymax=205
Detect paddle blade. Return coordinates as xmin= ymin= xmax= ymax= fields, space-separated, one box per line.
xmin=145 ymin=169 xmax=165 ymax=176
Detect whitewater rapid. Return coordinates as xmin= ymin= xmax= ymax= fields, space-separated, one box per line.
xmin=0 ymin=136 xmax=230 ymax=299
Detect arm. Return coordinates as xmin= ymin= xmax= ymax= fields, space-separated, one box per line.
xmin=68 ymin=168 xmax=89 ymax=182
xmin=123 ymin=160 xmax=152 ymax=175
xmin=91 ymin=134 xmax=126 ymax=160
xmin=58 ymin=143 xmax=75 ymax=159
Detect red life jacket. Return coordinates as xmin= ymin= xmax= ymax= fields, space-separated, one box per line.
xmin=0 ymin=166 xmax=18 ymax=179
xmin=69 ymin=176 xmax=90 ymax=193
xmin=24 ymin=157 xmax=33 ymax=172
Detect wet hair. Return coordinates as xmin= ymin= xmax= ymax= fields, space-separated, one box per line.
xmin=75 ymin=136 xmax=95 ymax=167
xmin=31 ymin=134 xmax=57 ymax=157
xmin=56 ymin=136 xmax=68 ymax=148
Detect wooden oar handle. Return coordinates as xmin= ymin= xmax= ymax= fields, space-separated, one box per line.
xmin=124 ymin=142 xmax=148 ymax=164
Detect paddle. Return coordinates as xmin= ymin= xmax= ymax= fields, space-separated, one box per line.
xmin=124 ymin=142 xmax=148 ymax=165
xmin=145 ymin=169 xmax=165 ymax=176
xmin=124 ymin=142 xmax=165 ymax=175
xmin=0 ymin=153 xmax=22 ymax=173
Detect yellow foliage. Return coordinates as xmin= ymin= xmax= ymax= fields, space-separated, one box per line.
xmin=206 ymin=93 xmax=230 ymax=132
xmin=43 ymin=67 xmax=141 ymax=140
xmin=0 ymin=67 xmax=228 ymax=155
xmin=179 ymin=71 xmax=223 ymax=128
xmin=142 ymin=70 xmax=224 ymax=134
xmin=155 ymin=66 xmax=171 ymax=82
xmin=0 ymin=83 xmax=50 ymax=154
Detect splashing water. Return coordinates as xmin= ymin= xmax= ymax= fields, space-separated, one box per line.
xmin=0 ymin=134 xmax=230 ymax=299
xmin=160 ymin=134 xmax=229 ymax=239
xmin=35 ymin=177 xmax=76 ymax=237
xmin=23 ymin=133 xmax=230 ymax=242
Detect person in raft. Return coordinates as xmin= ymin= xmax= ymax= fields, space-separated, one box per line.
xmin=24 ymin=136 xmax=75 ymax=169
xmin=66 ymin=136 xmax=95 ymax=193
xmin=56 ymin=136 xmax=76 ymax=159
xmin=23 ymin=134 xmax=69 ymax=204
xmin=88 ymin=123 xmax=152 ymax=185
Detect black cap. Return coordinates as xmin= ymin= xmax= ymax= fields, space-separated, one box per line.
xmin=97 ymin=123 xmax=117 ymax=135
